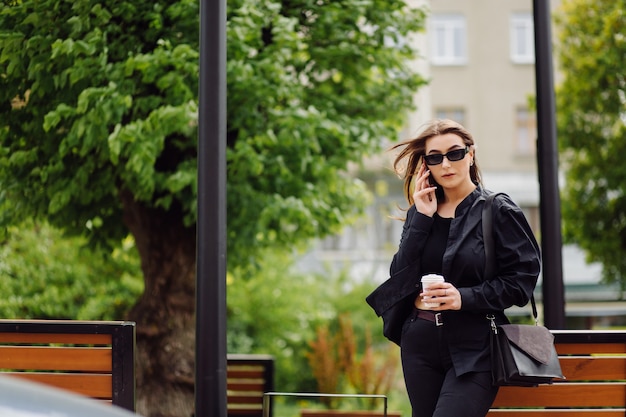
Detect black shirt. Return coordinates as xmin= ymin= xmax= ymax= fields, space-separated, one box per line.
xmin=421 ymin=213 xmax=452 ymax=275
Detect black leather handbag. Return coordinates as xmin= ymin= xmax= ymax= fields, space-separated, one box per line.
xmin=483 ymin=193 xmax=565 ymax=387
xmin=487 ymin=311 xmax=564 ymax=386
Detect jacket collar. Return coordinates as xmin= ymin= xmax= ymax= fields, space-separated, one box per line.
xmin=454 ymin=185 xmax=486 ymax=218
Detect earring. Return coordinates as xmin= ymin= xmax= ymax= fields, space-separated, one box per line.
xmin=470 ymin=160 xmax=474 ymax=166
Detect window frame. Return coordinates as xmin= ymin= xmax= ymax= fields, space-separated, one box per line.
xmin=430 ymin=14 xmax=468 ymax=66
xmin=435 ymin=108 xmax=467 ymax=126
xmin=510 ymin=12 xmax=535 ymax=64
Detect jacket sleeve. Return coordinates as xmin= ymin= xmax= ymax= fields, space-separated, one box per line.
xmin=390 ymin=205 xmax=434 ymax=277
xmin=366 ymin=205 xmax=433 ymax=316
xmin=458 ymin=194 xmax=541 ymax=311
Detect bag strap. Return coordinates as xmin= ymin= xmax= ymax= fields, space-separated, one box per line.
xmin=482 ymin=193 xmax=538 ymax=322
xmin=482 ymin=193 xmax=497 ymax=281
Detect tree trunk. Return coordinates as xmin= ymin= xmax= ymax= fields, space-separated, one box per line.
xmin=121 ymin=190 xmax=197 ymax=417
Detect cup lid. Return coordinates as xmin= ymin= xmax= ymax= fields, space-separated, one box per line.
xmin=421 ymin=274 xmax=444 ymax=281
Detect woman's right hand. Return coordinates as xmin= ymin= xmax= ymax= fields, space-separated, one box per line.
xmin=412 ymin=162 xmax=437 ymax=216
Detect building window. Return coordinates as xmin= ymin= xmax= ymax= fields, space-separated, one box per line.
xmin=515 ymin=107 xmax=536 ymax=155
xmin=435 ymin=108 xmax=466 ymax=126
xmin=430 ymin=14 xmax=467 ymax=66
xmin=510 ymin=13 xmax=535 ymax=64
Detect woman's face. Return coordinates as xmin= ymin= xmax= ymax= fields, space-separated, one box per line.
xmin=424 ymin=133 xmax=474 ymax=192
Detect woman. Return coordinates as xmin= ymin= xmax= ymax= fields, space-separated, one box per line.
xmin=367 ymin=119 xmax=541 ymax=417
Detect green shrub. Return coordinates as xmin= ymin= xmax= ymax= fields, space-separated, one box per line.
xmin=226 ymin=249 xmax=402 ymax=403
xmin=0 ymin=221 xmax=143 ymax=320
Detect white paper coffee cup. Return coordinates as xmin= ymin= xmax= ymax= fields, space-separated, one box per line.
xmin=421 ymin=274 xmax=445 ymax=307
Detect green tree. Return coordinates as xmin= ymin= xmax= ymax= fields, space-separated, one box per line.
xmin=0 ymin=1 xmax=426 ymax=415
xmin=555 ymin=0 xmax=626 ymax=286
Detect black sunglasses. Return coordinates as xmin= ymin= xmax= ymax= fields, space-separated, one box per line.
xmin=423 ymin=146 xmax=469 ymax=166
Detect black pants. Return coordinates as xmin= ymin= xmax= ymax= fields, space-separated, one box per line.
xmin=400 ymin=311 xmax=498 ymax=417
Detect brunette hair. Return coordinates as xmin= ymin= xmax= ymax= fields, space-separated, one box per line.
xmin=390 ymin=119 xmax=482 ymax=205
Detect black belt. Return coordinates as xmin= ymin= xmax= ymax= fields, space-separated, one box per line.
xmin=417 ymin=310 xmax=443 ymax=326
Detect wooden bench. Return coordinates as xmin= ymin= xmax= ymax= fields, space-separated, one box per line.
xmin=228 ymin=353 xmax=275 ymax=417
xmin=488 ymin=329 xmax=626 ymax=416
xmin=0 ymin=319 xmax=135 ymax=411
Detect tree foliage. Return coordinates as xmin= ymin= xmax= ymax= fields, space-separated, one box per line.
xmin=555 ymin=0 xmax=626 ymax=284
xmin=226 ymin=0 xmax=427 ymax=265
xmin=0 ymin=0 xmax=426 ymax=267
xmin=0 ymin=1 xmax=200 ymax=248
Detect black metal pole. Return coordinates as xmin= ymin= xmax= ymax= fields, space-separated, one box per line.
xmin=196 ymin=0 xmax=227 ymax=416
xmin=533 ymin=0 xmax=566 ymax=329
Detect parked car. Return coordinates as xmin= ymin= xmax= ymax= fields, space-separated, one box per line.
xmin=0 ymin=375 xmax=141 ymax=417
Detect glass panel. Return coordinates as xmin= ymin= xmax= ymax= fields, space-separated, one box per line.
xmin=511 ymin=13 xmax=534 ymax=64
xmin=431 ymin=14 xmax=467 ymax=65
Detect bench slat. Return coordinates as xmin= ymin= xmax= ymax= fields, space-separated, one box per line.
xmin=558 ymin=356 xmax=626 ymax=380
xmin=0 ymin=346 xmax=112 ymax=372
xmin=228 ymin=407 xmax=264 ymax=415
xmin=228 ymin=369 xmax=266 ymax=379
xmin=0 ymin=332 xmax=112 ymax=345
xmin=228 ymin=393 xmax=265 ymax=405
xmin=228 ymin=381 xmax=266 ymax=391
xmin=492 ymin=383 xmax=626 ymax=408
xmin=556 ymin=342 xmax=626 ymax=355
xmin=7 ymin=372 xmax=113 ymax=398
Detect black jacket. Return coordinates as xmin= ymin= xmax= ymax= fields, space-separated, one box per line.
xmin=367 ymin=187 xmax=541 ymax=376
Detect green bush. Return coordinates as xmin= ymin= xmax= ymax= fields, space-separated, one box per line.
xmin=227 ymin=251 xmax=329 ymax=393
xmin=226 ymin=250 xmax=402 ymax=401
xmin=0 ymin=221 xmax=143 ymax=320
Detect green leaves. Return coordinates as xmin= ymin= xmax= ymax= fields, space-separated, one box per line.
xmin=556 ymin=0 xmax=626 ymax=284
xmin=0 ymin=221 xmax=143 ymax=320
xmin=0 ymin=0 xmax=426 ymax=266
xmin=225 ymin=0 xmax=426 ymax=265
xmin=0 ymin=0 xmax=200 ymax=247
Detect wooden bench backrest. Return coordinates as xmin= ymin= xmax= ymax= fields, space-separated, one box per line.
xmin=0 ymin=319 xmax=135 ymax=411
xmin=488 ymin=330 xmax=626 ymax=416
xmin=227 ymin=354 xmax=274 ymax=417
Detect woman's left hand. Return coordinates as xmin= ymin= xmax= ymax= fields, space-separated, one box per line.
xmin=418 ymin=282 xmax=462 ymax=311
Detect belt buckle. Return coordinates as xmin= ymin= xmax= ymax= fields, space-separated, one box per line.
xmin=435 ymin=313 xmax=443 ymax=326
